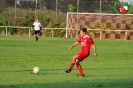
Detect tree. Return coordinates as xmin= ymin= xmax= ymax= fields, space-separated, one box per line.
xmin=0 ymin=0 xmax=6 ymax=12
xmin=68 ymin=4 xmax=76 ymax=12
xmin=5 ymin=0 xmax=15 ymax=7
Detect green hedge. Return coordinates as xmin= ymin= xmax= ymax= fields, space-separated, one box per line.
xmin=0 ymin=6 xmax=66 ymax=36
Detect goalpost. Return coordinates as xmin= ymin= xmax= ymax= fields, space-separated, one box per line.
xmin=66 ymin=12 xmax=133 ymax=40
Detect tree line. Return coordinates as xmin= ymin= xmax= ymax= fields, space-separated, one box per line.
xmin=0 ymin=0 xmax=117 ymax=13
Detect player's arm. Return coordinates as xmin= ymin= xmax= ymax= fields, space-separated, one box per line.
xmin=32 ymin=25 xmax=34 ymax=29
xmin=39 ymin=23 xmax=42 ymax=30
xmin=40 ymin=27 xmax=42 ymax=30
xmin=92 ymin=44 xmax=97 ymax=56
xmin=69 ymin=42 xmax=79 ymax=50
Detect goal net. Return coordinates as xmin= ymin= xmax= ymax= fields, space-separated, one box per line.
xmin=66 ymin=12 xmax=133 ymax=40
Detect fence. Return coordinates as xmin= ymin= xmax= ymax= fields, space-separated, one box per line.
xmin=0 ymin=26 xmax=66 ymax=38
xmin=0 ymin=26 xmax=133 ymax=40
xmin=0 ymin=26 xmax=31 ymax=37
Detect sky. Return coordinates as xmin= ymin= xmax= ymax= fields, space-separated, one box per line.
xmin=119 ymin=0 xmax=133 ymax=4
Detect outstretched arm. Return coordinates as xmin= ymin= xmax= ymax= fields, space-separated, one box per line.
xmin=92 ymin=44 xmax=97 ymax=56
xmin=69 ymin=42 xmax=79 ymax=50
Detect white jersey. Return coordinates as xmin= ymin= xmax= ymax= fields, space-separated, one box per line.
xmin=33 ymin=22 xmax=41 ymax=30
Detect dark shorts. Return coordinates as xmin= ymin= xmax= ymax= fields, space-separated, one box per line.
xmin=77 ymin=52 xmax=90 ymax=61
xmin=34 ymin=30 xmax=40 ymax=34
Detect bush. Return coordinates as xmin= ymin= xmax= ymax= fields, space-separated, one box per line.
xmin=0 ymin=6 xmax=66 ymax=36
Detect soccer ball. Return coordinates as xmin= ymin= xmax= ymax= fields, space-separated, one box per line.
xmin=33 ymin=67 xmax=40 ymax=74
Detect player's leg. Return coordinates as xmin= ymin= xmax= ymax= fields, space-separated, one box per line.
xmin=34 ymin=31 xmax=37 ymax=41
xmin=76 ymin=52 xmax=89 ymax=77
xmin=36 ymin=30 xmax=40 ymax=41
xmin=37 ymin=30 xmax=40 ymax=37
xmin=34 ymin=30 xmax=39 ymax=41
xmin=36 ymin=33 xmax=38 ymax=41
xmin=65 ymin=54 xmax=78 ymax=73
xmin=76 ymin=59 xmax=85 ymax=77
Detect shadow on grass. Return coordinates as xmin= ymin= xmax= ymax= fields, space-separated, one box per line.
xmin=0 ymin=67 xmax=131 ymax=72
xmin=0 ymin=68 xmax=133 ymax=76
xmin=0 ymin=79 xmax=133 ymax=88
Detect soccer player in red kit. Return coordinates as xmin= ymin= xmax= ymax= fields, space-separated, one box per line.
xmin=65 ymin=28 xmax=97 ymax=77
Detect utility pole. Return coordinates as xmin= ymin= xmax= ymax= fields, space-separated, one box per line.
xmin=100 ymin=0 xmax=101 ymax=13
xmin=56 ymin=0 xmax=58 ymax=22
xmin=77 ymin=0 xmax=79 ymax=13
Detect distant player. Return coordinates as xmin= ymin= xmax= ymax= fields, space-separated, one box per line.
xmin=65 ymin=28 xmax=97 ymax=77
xmin=32 ymin=19 xmax=42 ymax=41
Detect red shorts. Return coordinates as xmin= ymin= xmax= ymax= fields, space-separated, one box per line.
xmin=77 ymin=52 xmax=89 ymax=61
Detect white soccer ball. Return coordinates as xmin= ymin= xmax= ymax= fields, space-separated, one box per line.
xmin=33 ymin=67 xmax=40 ymax=74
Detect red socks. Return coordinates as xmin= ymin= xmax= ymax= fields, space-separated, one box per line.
xmin=77 ymin=64 xmax=84 ymax=76
xmin=68 ymin=62 xmax=84 ymax=76
xmin=69 ymin=62 xmax=75 ymax=70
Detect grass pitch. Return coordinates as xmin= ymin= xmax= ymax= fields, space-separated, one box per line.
xmin=0 ymin=36 xmax=133 ymax=88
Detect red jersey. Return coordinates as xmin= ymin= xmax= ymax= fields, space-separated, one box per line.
xmin=77 ymin=35 xmax=94 ymax=53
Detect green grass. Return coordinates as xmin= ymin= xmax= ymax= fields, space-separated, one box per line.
xmin=0 ymin=35 xmax=133 ymax=88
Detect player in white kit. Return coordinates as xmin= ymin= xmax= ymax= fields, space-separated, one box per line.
xmin=32 ymin=19 xmax=42 ymax=41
